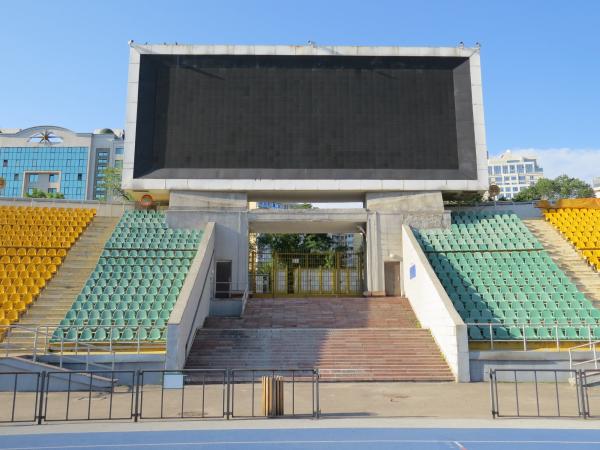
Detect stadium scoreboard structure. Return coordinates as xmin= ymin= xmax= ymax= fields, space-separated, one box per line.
xmin=123 ymin=44 xmax=487 ymax=197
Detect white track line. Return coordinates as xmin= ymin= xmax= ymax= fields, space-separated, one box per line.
xmin=5 ymin=438 xmax=600 ymax=450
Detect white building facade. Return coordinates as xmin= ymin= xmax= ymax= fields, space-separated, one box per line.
xmin=488 ymin=151 xmax=544 ymax=200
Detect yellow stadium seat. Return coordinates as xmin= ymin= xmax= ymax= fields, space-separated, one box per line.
xmin=0 ymin=206 xmax=96 ymax=327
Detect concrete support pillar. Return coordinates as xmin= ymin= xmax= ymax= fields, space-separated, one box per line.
xmin=365 ymin=192 xmax=449 ymax=296
xmin=365 ymin=212 xmax=385 ymax=296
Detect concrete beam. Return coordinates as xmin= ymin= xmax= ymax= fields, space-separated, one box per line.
xmin=248 ymin=208 xmax=367 ymax=233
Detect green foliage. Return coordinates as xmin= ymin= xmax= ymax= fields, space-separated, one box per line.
xmin=99 ymin=167 xmax=132 ymax=201
xmin=445 ymin=191 xmax=485 ymax=206
xmin=24 ymin=188 xmax=64 ymax=199
xmin=514 ymin=175 xmax=594 ymax=202
xmin=256 ymin=233 xmax=345 ymax=254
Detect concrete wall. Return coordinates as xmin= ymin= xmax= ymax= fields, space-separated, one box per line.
xmin=365 ymin=192 xmax=450 ymax=295
xmin=470 ymin=350 xmax=597 ymax=382
xmin=448 ymin=202 xmax=541 ymax=219
xmin=166 ymin=222 xmax=216 ymax=370
xmin=0 ymin=197 xmax=132 ymax=217
xmin=401 ymin=225 xmax=470 ymax=381
xmin=167 ymin=192 xmax=248 ymax=291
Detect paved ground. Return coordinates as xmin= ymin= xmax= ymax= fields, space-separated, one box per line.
xmin=3 ymin=380 xmax=596 ymax=422
xmin=2 ymin=380 xmax=600 ymax=449
xmin=1 ymin=422 xmax=600 ymax=449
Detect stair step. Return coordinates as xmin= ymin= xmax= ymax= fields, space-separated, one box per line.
xmin=186 ymin=297 xmax=454 ymax=382
xmin=7 ymin=215 xmax=120 ymax=351
xmin=524 ymin=219 xmax=600 ymax=306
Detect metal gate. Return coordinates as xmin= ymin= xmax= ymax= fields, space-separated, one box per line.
xmin=249 ymin=251 xmax=364 ymax=297
xmin=489 ymin=369 xmax=586 ymax=418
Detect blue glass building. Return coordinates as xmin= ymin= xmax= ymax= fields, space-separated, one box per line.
xmin=0 ymin=147 xmax=88 ymax=200
xmin=0 ymin=126 xmax=124 ymax=200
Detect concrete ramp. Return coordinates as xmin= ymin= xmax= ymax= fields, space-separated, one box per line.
xmin=0 ymin=357 xmax=114 ymax=391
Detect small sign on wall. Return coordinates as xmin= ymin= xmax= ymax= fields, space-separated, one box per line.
xmin=409 ymin=264 xmax=416 ymax=279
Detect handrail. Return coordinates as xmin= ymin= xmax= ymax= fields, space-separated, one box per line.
xmin=465 ymin=322 xmax=597 ymax=351
xmin=240 ymin=285 xmax=250 ymax=315
xmin=0 ymin=324 xmax=166 ymax=370
xmin=569 ymin=340 xmax=600 ymax=370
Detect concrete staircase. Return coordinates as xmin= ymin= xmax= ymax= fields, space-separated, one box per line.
xmin=5 ymin=216 xmax=120 ymax=353
xmin=524 ymin=219 xmax=600 ymax=304
xmin=187 ymin=297 xmax=454 ymax=382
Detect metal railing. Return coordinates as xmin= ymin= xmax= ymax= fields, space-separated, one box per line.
xmin=1 ymin=325 xmax=119 ymax=371
xmin=569 ymin=340 xmax=600 ymax=370
xmin=0 ymin=324 xmax=169 ymax=371
xmin=0 ymin=368 xmax=320 ymax=424
xmin=240 ymin=286 xmax=250 ymax=315
xmin=490 ymin=368 xmax=586 ymax=419
xmin=466 ymin=322 xmax=599 ymax=351
xmin=138 ymin=369 xmax=228 ymax=420
xmin=42 ymin=370 xmax=136 ymax=422
xmin=0 ymin=372 xmax=43 ymax=423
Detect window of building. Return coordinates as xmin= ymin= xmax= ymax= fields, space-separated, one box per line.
xmin=2 ymin=160 xmax=7 ymax=167
xmin=502 ymin=166 xmax=508 ymax=174
xmin=114 ymin=160 xmax=123 ymax=169
xmin=513 ymin=187 xmax=519 ymax=192
xmin=13 ymin=173 xmax=18 ymax=181
xmin=77 ymin=173 xmax=83 ymax=181
xmin=517 ymin=164 xmax=524 ymax=173
xmin=525 ymin=164 xmax=534 ymax=173
xmin=488 ymin=167 xmax=493 ymax=175
xmin=518 ymin=176 xmax=526 ymax=183
xmin=115 ymin=147 xmax=124 ymax=155
xmin=493 ymin=166 xmax=501 ymax=175
xmin=48 ymin=188 xmax=57 ymax=193
xmin=49 ymin=173 xmax=58 ymax=183
xmin=509 ymin=165 xmax=516 ymax=173
xmin=28 ymin=173 xmax=39 ymax=183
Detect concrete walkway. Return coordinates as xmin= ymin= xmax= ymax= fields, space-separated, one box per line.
xmin=2 ymin=380 xmax=597 ymax=425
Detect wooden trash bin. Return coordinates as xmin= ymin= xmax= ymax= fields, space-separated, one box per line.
xmin=261 ymin=375 xmax=284 ymax=416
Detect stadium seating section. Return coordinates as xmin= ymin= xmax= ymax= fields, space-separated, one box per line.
xmin=544 ymin=208 xmax=600 ymax=271
xmin=51 ymin=210 xmax=203 ymax=344
xmin=0 ymin=206 xmax=95 ymax=332
xmin=414 ymin=211 xmax=600 ymax=341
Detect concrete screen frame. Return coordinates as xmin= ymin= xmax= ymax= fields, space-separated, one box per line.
xmin=123 ymin=44 xmax=488 ymax=197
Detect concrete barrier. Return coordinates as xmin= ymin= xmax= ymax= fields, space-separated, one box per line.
xmin=401 ymin=225 xmax=470 ymax=382
xmin=166 ymin=222 xmax=216 ymax=370
xmin=448 ymin=201 xmax=541 ymax=219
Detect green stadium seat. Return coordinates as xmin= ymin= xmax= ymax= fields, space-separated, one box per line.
xmin=51 ymin=210 xmax=203 ymax=344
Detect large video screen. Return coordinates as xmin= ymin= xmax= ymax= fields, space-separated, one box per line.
xmin=134 ymin=54 xmax=477 ymax=180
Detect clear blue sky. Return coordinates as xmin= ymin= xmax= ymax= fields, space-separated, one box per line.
xmin=1 ymin=0 xmax=599 ymax=160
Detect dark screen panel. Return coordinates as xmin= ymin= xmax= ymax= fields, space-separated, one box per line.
xmin=134 ymin=54 xmax=477 ymax=179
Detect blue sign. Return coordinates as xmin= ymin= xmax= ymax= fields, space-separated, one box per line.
xmin=409 ymin=264 xmax=416 ymax=279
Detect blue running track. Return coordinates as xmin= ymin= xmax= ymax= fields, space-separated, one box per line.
xmin=1 ymin=427 xmax=599 ymax=450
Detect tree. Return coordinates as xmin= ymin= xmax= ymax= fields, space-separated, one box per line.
xmin=99 ymin=167 xmax=131 ymax=201
xmin=256 ymin=233 xmax=336 ymax=254
xmin=514 ymin=175 xmax=594 ymax=202
xmin=25 ymin=188 xmax=64 ymax=199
